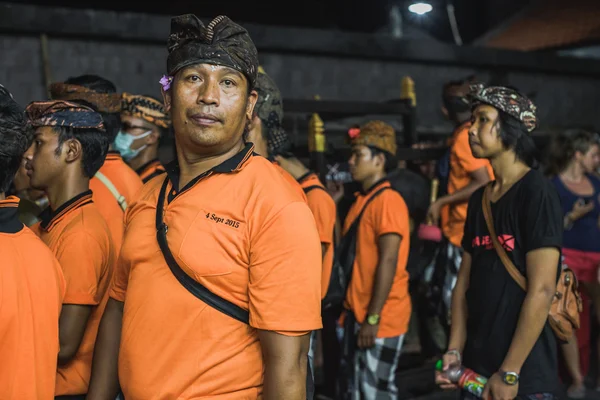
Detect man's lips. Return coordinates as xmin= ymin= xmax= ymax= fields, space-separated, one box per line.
xmin=189 ymin=113 xmax=221 ymax=126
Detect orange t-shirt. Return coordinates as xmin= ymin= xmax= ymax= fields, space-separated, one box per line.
xmin=441 ymin=122 xmax=494 ymax=247
xmin=271 ymin=160 xmax=308 ymax=202
xmin=31 ymin=191 xmax=115 ymax=396
xmin=298 ymin=172 xmax=337 ymax=298
xmin=136 ymin=158 xmax=166 ymax=184
xmin=0 ymin=196 xmax=65 ymax=399
xmin=90 ymin=151 xmax=144 ymax=255
xmin=343 ymin=180 xmax=411 ymax=338
xmin=111 ymin=143 xmax=322 ymax=399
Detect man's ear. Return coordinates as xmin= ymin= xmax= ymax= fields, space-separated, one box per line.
xmin=162 ymin=86 xmax=172 ymax=112
xmin=64 ymin=138 xmax=82 ymax=164
xmin=146 ymin=129 xmax=160 ymax=145
xmin=246 ymin=90 xmax=258 ymax=121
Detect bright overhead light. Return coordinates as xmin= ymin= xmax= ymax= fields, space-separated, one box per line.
xmin=408 ymin=2 xmax=433 ymax=15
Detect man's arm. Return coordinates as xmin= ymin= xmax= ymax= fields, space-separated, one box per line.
xmin=358 ymin=233 xmax=401 ymax=349
xmin=447 ymin=251 xmax=471 ymax=353
xmin=500 ymin=248 xmax=559 ymax=373
xmin=86 ymin=298 xmax=124 ymax=400
xmin=367 ymin=233 xmax=401 ymax=316
xmin=258 ymin=330 xmax=310 ymax=400
xmin=58 ymin=304 xmax=93 ymax=365
xmin=428 ymin=167 xmax=490 ymax=223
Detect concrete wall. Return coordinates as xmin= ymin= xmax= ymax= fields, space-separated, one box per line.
xmin=2 ymin=2 xmax=600 ymax=144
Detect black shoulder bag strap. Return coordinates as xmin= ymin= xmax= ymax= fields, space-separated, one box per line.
xmin=155 ymin=177 xmax=249 ymax=324
xmin=155 ymin=177 xmax=314 ymax=399
xmin=303 ymin=185 xmax=326 ymax=195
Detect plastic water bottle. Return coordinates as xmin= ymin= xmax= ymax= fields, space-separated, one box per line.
xmin=436 ymin=359 xmax=488 ymax=398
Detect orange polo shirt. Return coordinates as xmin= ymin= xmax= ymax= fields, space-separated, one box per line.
xmin=343 ymin=180 xmax=411 ymax=338
xmin=90 ymin=151 xmax=144 ymax=256
xmin=441 ymin=122 xmax=494 ymax=247
xmin=136 ymin=158 xmax=166 ymax=184
xmin=0 ymin=196 xmax=65 ymax=399
xmin=271 ymin=160 xmax=308 ymax=202
xmin=31 ymin=191 xmax=115 ymax=396
xmin=111 ymin=143 xmax=322 ymax=399
xmin=298 ymin=172 xmax=337 ymax=298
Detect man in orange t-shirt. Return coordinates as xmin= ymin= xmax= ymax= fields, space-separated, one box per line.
xmin=115 ymin=93 xmax=170 ymax=183
xmin=24 ymin=100 xmax=115 ymax=399
xmin=340 ymin=120 xmax=411 ymax=399
xmin=426 ymin=79 xmax=493 ymax=316
xmin=49 ymin=75 xmax=143 ymax=256
xmin=0 ymin=84 xmax=66 ymax=400
xmin=87 ymin=15 xmax=321 ymax=400
xmin=246 ymin=69 xmax=308 ymax=202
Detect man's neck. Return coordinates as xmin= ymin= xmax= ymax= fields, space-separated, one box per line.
xmin=129 ymin=147 xmax=159 ymax=171
xmin=490 ymin=150 xmax=530 ymax=190
xmin=46 ymin=175 xmax=90 ymax=211
xmin=0 ymin=192 xmax=5 ymax=201
xmin=361 ymin=171 xmax=386 ymax=192
xmin=176 ymin=140 xmax=245 ymax=190
xmin=561 ymin=162 xmax=585 ymax=183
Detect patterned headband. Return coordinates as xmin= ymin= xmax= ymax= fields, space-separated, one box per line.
xmin=121 ymin=93 xmax=170 ymax=129
xmin=49 ymin=83 xmax=121 ymax=114
xmin=26 ymin=100 xmax=105 ymax=130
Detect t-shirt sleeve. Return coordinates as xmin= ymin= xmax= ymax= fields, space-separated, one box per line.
xmin=248 ymin=201 xmax=323 ymax=335
xmin=307 ymin=189 xmax=337 ymax=245
xmin=109 ymin=202 xmax=139 ymax=302
xmin=55 ymin=232 xmax=108 ymax=305
xmin=522 ymin=180 xmax=563 ymax=253
xmin=371 ymin=190 xmax=410 ymax=239
xmin=454 ymin=128 xmax=490 ymax=174
xmin=108 ymin=254 xmax=129 ymax=302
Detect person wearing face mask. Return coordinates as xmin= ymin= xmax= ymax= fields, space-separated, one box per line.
xmin=116 ymin=94 xmax=171 ymax=183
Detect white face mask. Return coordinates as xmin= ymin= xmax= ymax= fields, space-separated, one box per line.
xmin=113 ymin=129 xmax=153 ymax=161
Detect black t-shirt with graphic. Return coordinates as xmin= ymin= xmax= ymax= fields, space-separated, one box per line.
xmin=461 ymin=168 xmax=563 ymax=396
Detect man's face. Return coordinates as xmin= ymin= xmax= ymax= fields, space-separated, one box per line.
xmin=468 ymin=104 xmax=503 ymax=159
xmin=24 ymin=126 xmax=65 ymax=190
xmin=348 ymin=145 xmax=382 ymax=182
xmin=121 ymin=114 xmax=158 ymax=150
xmin=163 ymin=64 xmax=258 ymax=155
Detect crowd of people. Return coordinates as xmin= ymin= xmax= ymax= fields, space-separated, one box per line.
xmin=0 ymin=11 xmax=598 ymax=400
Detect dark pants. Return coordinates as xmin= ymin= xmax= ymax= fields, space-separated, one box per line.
xmin=320 ymin=308 xmax=342 ymax=397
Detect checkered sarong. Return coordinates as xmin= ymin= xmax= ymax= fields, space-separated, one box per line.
xmin=342 ymin=323 xmax=404 ymax=400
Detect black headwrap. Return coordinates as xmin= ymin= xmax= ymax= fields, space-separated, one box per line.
xmin=166 ymin=14 xmax=259 ymax=89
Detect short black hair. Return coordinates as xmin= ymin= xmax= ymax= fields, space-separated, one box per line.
xmin=64 ymin=75 xmax=121 ymax=142
xmin=367 ymin=145 xmax=397 ymax=174
xmin=0 ymin=87 xmax=31 ymax=193
xmin=54 ymin=126 xmax=109 ymax=178
xmin=497 ymin=110 xmax=539 ymax=169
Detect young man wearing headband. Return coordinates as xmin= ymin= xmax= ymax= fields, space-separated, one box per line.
xmin=24 ymin=100 xmax=115 ymax=399
xmin=436 ymin=85 xmax=562 ymax=399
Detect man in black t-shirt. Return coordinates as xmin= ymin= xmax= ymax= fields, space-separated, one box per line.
xmin=435 ymin=84 xmax=563 ymax=400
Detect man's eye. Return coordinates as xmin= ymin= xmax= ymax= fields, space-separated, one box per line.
xmin=188 ymin=75 xmax=200 ymax=82
xmin=222 ymin=79 xmax=235 ymax=86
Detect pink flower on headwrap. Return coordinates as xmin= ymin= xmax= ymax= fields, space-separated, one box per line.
xmin=159 ymin=75 xmax=173 ymax=91
xmin=348 ymin=127 xmax=360 ymax=139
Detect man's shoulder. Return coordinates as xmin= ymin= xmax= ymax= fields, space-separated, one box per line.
xmin=518 ymin=169 xmax=558 ymax=198
xmin=99 ymin=157 xmax=144 ymax=196
xmin=245 ymin=156 xmax=306 ymax=203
